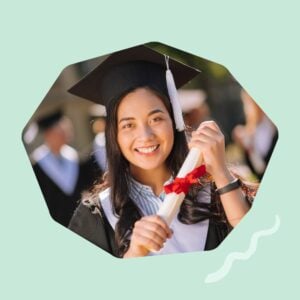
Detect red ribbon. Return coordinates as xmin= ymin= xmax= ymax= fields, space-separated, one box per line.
xmin=164 ymin=165 xmax=207 ymax=195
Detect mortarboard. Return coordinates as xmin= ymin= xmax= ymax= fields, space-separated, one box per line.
xmin=68 ymin=44 xmax=200 ymax=131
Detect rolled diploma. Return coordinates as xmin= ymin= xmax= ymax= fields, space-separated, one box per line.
xmin=157 ymin=147 xmax=202 ymax=225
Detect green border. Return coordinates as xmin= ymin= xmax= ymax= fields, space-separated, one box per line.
xmin=1 ymin=1 xmax=299 ymax=299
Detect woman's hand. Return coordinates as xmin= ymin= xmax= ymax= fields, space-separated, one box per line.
xmin=123 ymin=215 xmax=173 ymax=258
xmin=189 ymin=121 xmax=250 ymax=226
xmin=188 ymin=121 xmax=229 ymax=180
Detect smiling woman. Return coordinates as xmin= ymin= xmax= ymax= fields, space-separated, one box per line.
xmin=67 ymin=45 xmax=256 ymax=258
xmin=117 ymin=88 xmax=174 ymax=186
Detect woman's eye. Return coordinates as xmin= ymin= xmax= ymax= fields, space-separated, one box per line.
xmin=151 ymin=116 xmax=163 ymax=123
xmin=122 ymin=123 xmax=134 ymax=129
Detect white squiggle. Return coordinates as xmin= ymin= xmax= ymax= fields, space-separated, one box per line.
xmin=205 ymin=214 xmax=280 ymax=284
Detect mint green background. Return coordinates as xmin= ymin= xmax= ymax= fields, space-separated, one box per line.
xmin=1 ymin=1 xmax=299 ymax=299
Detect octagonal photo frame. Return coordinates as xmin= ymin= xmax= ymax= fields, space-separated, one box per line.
xmin=22 ymin=42 xmax=278 ymax=258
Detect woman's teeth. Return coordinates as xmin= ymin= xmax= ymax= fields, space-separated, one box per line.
xmin=136 ymin=145 xmax=159 ymax=153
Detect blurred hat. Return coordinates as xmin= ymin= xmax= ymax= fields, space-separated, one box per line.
xmin=178 ymin=89 xmax=206 ymax=113
xmin=89 ymin=104 xmax=107 ymax=118
xmin=36 ymin=109 xmax=63 ymax=131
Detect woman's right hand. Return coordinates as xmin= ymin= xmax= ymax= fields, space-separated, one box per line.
xmin=123 ymin=215 xmax=173 ymax=258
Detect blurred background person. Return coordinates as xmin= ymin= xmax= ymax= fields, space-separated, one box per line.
xmin=79 ymin=104 xmax=108 ymax=188
xmin=89 ymin=104 xmax=107 ymax=173
xmin=178 ymin=89 xmax=210 ymax=133
xmin=30 ymin=109 xmax=93 ymax=226
xmin=232 ymin=90 xmax=278 ymax=180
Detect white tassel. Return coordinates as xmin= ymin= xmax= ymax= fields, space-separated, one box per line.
xmin=165 ymin=56 xmax=185 ymax=131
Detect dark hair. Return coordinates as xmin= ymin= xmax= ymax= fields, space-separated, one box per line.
xmin=100 ymin=86 xmax=223 ymax=257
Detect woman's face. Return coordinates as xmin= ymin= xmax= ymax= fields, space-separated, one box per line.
xmin=117 ymin=88 xmax=174 ymax=174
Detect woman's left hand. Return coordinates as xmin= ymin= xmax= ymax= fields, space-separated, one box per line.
xmin=189 ymin=121 xmax=250 ymax=227
xmin=188 ymin=121 xmax=230 ymax=181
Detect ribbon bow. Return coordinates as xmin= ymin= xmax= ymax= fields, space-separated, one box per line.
xmin=164 ymin=165 xmax=206 ymax=195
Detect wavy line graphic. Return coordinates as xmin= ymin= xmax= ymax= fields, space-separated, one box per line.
xmin=205 ymin=214 xmax=280 ymax=284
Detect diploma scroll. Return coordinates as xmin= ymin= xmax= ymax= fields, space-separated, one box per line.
xmin=157 ymin=147 xmax=202 ymax=225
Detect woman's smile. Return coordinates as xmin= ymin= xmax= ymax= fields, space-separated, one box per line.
xmin=134 ymin=144 xmax=160 ymax=154
xmin=117 ymin=87 xmax=174 ymax=174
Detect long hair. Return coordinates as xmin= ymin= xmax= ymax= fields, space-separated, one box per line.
xmin=100 ymin=86 xmax=241 ymax=256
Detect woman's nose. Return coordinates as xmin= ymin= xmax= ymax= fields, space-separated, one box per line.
xmin=137 ymin=124 xmax=154 ymax=140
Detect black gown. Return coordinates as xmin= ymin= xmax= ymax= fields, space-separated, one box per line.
xmin=68 ymin=184 xmax=233 ymax=257
xmin=33 ymin=159 xmax=99 ymax=227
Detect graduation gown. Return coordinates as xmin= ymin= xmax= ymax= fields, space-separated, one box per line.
xmin=32 ymin=145 xmax=98 ymax=227
xmin=69 ymin=184 xmax=231 ymax=257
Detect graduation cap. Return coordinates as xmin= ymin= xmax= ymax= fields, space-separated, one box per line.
xmin=36 ymin=109 xmax=63 ymax=131
xmin=68 ymin=44 xmax=200 ymax=131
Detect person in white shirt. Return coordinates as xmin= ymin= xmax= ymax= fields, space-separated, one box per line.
xmin=232 ymin=90 xmax=278 ymax=180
